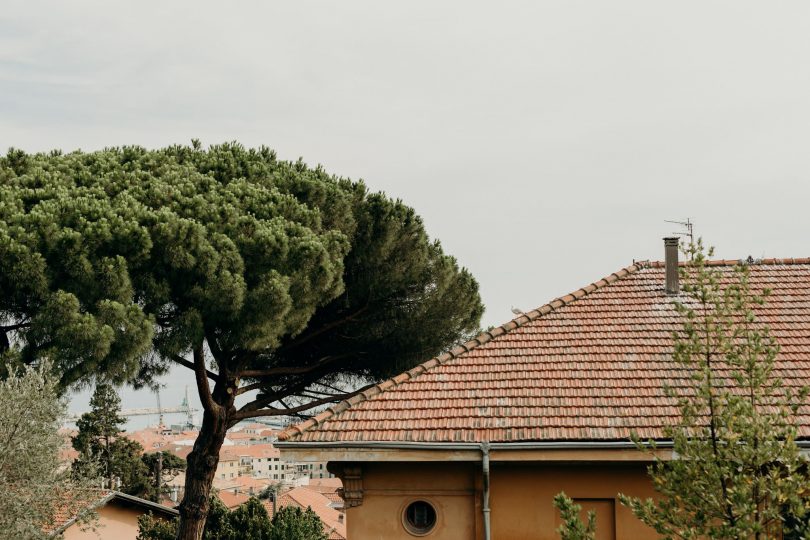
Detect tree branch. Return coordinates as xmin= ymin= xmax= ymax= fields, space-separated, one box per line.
xmin=276 ymin=305 xmax=369 ymax=353
xmin=235 ymin=381 xmax=264 ymax=396
xmin=239 ymin=353 xmax=354 ymax=379
xmin=0 ymin=322 xmax=31 ymax=331
xmin=171 ymin=354 xmax=219 ymax=382
xmin=236 ymin=369 xmax=354 ymax=397
xmin=193 ymin=344 xmax=221 ymax=414
xmin=239 ymin=379 xmax=317 ymax=414
xmin=232 ymin=384 xmax=373 ymax=421
xmin=298 ymin=389 xmax=341 ymax=398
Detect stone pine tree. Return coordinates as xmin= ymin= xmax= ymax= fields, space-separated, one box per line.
xmin=72 ymin=382 xmax=152 ymax=496
xmin=0 ymin=143 xmax=484 ymax=539
xmin=619 ymin=240 xmax=810 ymax=539
xmin=553 ymin=492 xmax=597 ymax=540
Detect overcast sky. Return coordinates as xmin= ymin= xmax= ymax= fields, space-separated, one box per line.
xmin=3 ymin=1 xmax=809 ymax=420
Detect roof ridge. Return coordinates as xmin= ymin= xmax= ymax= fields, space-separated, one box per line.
xmin=278 ymin=261 xmax=646 ymax=442
xmin=648 ymin=257 xmax=810 ymax=268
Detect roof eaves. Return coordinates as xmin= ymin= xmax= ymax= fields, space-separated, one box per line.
xmin=111 ymin=491 xmax=179 ymax=516
xmin=49 ymin=490 xmax=115 ymax=537
xmin=278 ymin=261 xmax=648 ymax=442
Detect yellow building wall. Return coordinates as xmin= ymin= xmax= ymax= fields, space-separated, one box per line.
xmin=344 ymin=461 xmax=660 ymax=540
xmin=61 ymin=504 xmax=143 ymax=540
xmin=490 ymin=462 xmax=658 ymax=540
xmin=347 ymin=462 xmax=478 ymax=540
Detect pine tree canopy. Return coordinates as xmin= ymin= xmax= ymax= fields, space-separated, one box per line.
xmin=0 ymin=143 xmax=483 ymax=398
xmin=1 ymin=142 xmax=483 ymax=537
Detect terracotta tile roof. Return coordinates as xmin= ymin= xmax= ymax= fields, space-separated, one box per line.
xmin=47 ymin=489 xmax=178 ymax=535
xmin=232 ymin=475 xmax=273 ymax=490
xmin=233 ymin=443 xmax=280 ymax=459
xmin=46 ymin=489 xmax=113 ymax=534
xmin=219 ymin=449 xmax=241 ymax=462
xmin=280 ymin=259 xmax=810 ymax=443
xmin=227 ymin=432 xmax=259 ymax=441
xmin=320 ymin=491 xmax=344 ymax=506
xmin=265 ymin=487 xmax=346 ymax=539
xmin=159 ymin=443 xmax=193 ymax=460
xmin=307 ymin=477 xmax=343 ymax=490
xmin=302 ymin=479 xmax=343 ymax=505
xmin=125 ymin=427 xmax=200 ymax=452
xmin=217 ymin=490 xmax=250 ymax=509
xmin=239 ymin=423 xmax=270 ymax=430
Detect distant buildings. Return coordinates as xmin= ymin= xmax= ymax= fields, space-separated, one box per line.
xmin=57 ymin=420 xmax=344 ymax=538
xmin=121 ymin=420 xmax=332 ymax=489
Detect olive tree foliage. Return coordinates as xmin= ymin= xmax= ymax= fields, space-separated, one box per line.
xmin=619 ymin=240 xmax=810 ymax=540
xmin=0 ymin=362 xmax=93 ymax=539
xmin=554 ymin=492 xmax=597 ymax=540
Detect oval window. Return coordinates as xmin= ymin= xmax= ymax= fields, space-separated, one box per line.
xmin=403 ymin=500 xmax=437 ymax=535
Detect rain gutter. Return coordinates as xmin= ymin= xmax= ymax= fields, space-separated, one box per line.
xmin=274 ymin=440 xmax=676 ymax=450
xmin=481 ymin=442 xmax=491 ymax=540
xmin=276 ymin=440 xmax=810 ymax=450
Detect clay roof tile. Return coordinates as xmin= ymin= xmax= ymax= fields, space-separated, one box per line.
xmin=280 ymin=260 xmax=810 ymax=443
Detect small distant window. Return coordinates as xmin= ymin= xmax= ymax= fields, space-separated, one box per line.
xmin=403 ymin=500 xmax=437 ymax=536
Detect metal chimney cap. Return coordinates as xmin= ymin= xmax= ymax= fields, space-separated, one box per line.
xmin=664 ymin=237 xmax=680 ymax=295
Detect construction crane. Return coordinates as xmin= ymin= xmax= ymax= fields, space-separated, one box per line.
xmin=181 ymin=386 xmax=194 ymax=429
xmin=154 ymin=388 xmax=164 ymax=426
xmin=65 ymin=389 xmax=198 ymax=426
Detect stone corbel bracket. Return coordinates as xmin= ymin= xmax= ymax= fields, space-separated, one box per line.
xmin=338 ymin=465 xmax=363 ymax=508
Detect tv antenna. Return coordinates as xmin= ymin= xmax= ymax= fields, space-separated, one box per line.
xmin=664 ymin=218 xmax=694 ymax=246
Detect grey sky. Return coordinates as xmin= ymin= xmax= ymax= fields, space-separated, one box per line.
xmin=3 ymin=1 xmax=810 ymax=419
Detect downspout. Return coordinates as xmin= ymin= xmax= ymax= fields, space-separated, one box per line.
xmin=481 ymin=442 xmax=491 ymax=540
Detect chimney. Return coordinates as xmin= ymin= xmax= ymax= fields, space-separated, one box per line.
xmin=664 ymin=237 xmax=679 ymax=295
xmin=338 ymin=513 xmax=344 ymax=524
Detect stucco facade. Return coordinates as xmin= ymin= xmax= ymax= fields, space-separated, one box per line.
xmin=488 ymin=462 xmax=658 ymax=540
xmin=344 ymin=461 xmax=659 ymax=540
xmin=287 ymin=447 xmax=664 ymax=540
xmin=54 ymin=491 xmax=178 ymax=540
xmin=61 ymin=504 xmax=144 ymax=540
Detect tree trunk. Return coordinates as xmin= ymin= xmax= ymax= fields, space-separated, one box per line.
xmin=176 ymin=376 xmax=235 ymax=540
